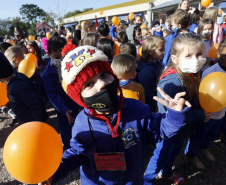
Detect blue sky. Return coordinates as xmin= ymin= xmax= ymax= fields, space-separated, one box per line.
xmin=0 ymin=0 xmax=132 ymax=19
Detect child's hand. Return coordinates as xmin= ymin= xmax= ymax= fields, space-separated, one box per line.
xmin=38 ymin=177 xmax=52 ymax=185
xmin=65 ymin=110 xmax=75 ymax=125
xmin=204 ymin=112 xmax=211 ymax=122
xmin=153 ymin=87 xmax=192 ymax=111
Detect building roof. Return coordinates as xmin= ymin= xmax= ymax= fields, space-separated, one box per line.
xmin=70 ymin=0 xmax=152 ymax=18
xmin=36 ymin=22 xmax=52 ymax=30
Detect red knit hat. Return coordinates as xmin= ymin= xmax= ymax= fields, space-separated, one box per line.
xmin=61 ymin=46 xmax=123 ymax=138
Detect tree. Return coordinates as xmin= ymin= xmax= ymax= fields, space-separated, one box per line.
xmin=63 ymin=8 xmax=93 ymax=19
xmin=0 ymin=18 xmax=13 ymax=36
xmin=11 ymin=17 xmax=27 ymax=34
xmin=19 ymin=4 xmax=46 ymax=24
xmin=44 ymin=11 xmax=57 ymax=26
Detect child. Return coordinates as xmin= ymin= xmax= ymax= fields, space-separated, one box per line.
xmin=42 ymin=36 xmax=79 ymax=151
xmin=97 ymin=38 xmax=115 ymax=64
xmin=27 ymin=41 xmax=45 ymax=74
xmin=4 ymin=46 xmax=24 ymax=72
xmin=0 ymin=52 xmax=48 ymax=125
xmin=39 ymin=45 xmax=191 ymax=185
xmin=162 ymin=9 xmax=191 ymax=67
xmin=84 ymin=20 xmax=96 ymax=34
xmin=144 ymin=33 xmax=209 ymax=184
xmin=197 ymin=18 xmax=214 ymax=72
xmin=83 ymin=33 xmax=100 ymax=47
xmin=184 ymin=37 xmax=226 ymax=169
xmin=115 ymin=31 xmax=128 ymax=46
xmin=203 ymin=6 xmax=223 ymax=44
xmin=111 ymin=54 xmax=145 ymax=103
xmin=119 ymin=43 xmax=137 ymax=59
xmin=135 ymin=36 xmax=165 ymax=112
xmin=97 ymin=23 xmax=111 ymax=39
xmin=141 ymin=27 xmax=149 ymax=43
xmin=16 ymin=41 xmax=28 ymax=56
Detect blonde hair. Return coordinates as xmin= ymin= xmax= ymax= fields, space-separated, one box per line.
xmin=111 ymin=54 xmax=136 ymax=77
xmin=170 ymin=9 xmax=190 ymax=28
xmin=203 ymin=6 xmax=218 ymax=24
xmin=166 ymin=33 xmax=204 ymax=101
xmin=4 ymin=46 xmax=24 ymax=61
xmin=141 ymin=36 xmax=165 ymax=62
xmin=141 ymin=28 xmax=148 ymax=37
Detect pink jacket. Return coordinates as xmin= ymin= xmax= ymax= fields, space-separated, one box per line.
xmin=213 ymin=23 xmax=223 ymax=44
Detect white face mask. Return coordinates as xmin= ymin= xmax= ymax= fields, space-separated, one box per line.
xmin=10 ymin=60 xmax=17 ymax=68
xmin=51 ymin=58 xmax=62 ymax=67
xmin=175 ymin=57 xmax=206 ymax=73
xmin=202 ymin=30 xmax=212 ymax=38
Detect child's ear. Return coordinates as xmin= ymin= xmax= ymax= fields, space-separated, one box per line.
xmin=178 ymin=24 xmax=182 ymax=29
xmin=132 ymin=71 xmax=137 ymax=79
xmin=171 ymin=55 xmax=179 ymax=64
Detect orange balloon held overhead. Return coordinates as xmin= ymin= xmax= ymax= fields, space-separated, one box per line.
xmin=201 ymin=0 xmax=212 ymax=8
xmin=129 ymin=12 xmax=134 ymax=20
xmin=3 ymin=122 xmax=63 ymax=184
xmin=208 ymin=43 xmax=220 ymax=58
xmin=199 ymin=72 xmax=226 ymax=113
xmin=81 ymin=21 xmax=86 ymax=30
xmin=0 ymin=82 xmax=9 ymax=106
xmin=99 ymin=11 xmax=103 ymax=15
xmin=46 ymin=32 xmax=50 ymax=39
xmin=18 ymin=59 xmax=36 ymax=78
xmin=25 ymin=53 xmax=37 ymax=64
xmin=112 ymin=16 xmax=120 ymax=26
xmin=28 ymin=35 xmax=35 ymax=41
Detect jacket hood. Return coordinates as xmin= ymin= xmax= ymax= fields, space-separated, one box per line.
xmin=126 ymin=25 xmax=136 ymax=44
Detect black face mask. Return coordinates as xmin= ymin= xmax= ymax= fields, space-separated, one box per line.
xmin=83 ymin=80 xmax=118 ymax=112
xmin=136 ymin=23 xmax=142 ymax=27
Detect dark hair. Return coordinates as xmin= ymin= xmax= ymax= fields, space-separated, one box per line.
xmin=190 ymin=13 xmax=200 ymax=25
xmin=171 ymin=9 xmax=190 ymax=29
xmin=97 ymin=38 xmax=115 ymax=61
xmin=134 ymin=26 xmax=141 ymax=32
xmin=16 ymin=40 xmax=26 ymax=47
xmin=98 ymin=23 xmax=110 ymax=37
xmin=27 ymin=41 xmax=44 ymax=67
xmin=0 ymin=42 xmax=12 ymax=53
xmin=50 ymin=31 xmax=59 ymax=38
xmin=68 ymin=36 xmax=79 ymax=46
xmin=83 ymin=33 xmax=100 ymax=47
xmin=47 ymin=36 xmax=67 ymax=54
xmin=74 ymin=30 xmax=81 ymax=41
xmin=119 ymin=43 xmax=137 ymax=58
xmin=116 ymin=31 xmax=128 ymax=44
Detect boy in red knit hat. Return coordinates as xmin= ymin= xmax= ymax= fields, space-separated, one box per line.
xmin=40 ymin=46 xmax=191 ymax=185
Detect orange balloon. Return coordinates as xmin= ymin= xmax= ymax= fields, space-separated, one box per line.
xmin=218 ymin=9 xmax=222 ymax=15
xmin=112 ymin=16 xmax=120 ymax=26
xmin=140 ymin=25 xmax=147 ymax=29
xmin=114 ymin=43 xmax=120 ymax=58
xmin=129 ymin=13 xmax=134 ymax=21
xmin=3 ymin=122 xmax=63 ymax=184
xmin=99 ymin=11 xmax=103 ymax=15
xmin=201 ymin=0 xmax=212 ymax=8
xmin=199 ymin=72 xmax=226 ymax=112
xmin=208 ymin=43 xmax=219 ymax=58
xmin=25 ymin=53 xmax=37 ymax=64
xmin=0 ymin=82 xmax=9 ymax=106
xmin=7 ymin=40 xmax=14 ymax=46
xmin=81 ymin=21 xmax=86 ymax=30
xmin=18 ymin=59 xmax=36 ymax=78
xmin=46 ymin=32 xmax=50 ymax=39
xmin=138 ymin=46 xmax=142 ymax=59
xmin=121 ymin=89 xmax=139 ymax=100
xmin=28 ymin=35 xmax=35 ymax=41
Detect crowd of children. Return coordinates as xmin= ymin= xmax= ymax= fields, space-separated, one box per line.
xmin=0 ymin=0 xmax=226 ymax=184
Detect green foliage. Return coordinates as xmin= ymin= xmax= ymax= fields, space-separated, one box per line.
xmin=0 ymin=18 xmax=12 ymax=36
xmin=19 ymin=4 xmax=46 ymax=24
xmin=63 ymin=8 xmax=93 ymax=19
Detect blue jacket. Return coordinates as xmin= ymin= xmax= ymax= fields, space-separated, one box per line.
xmin=7 ymin=73 xmax=48 ymax=124
xmin=42 ymin=61 xmax=78 ymax=116
xmin=188 ymin=23 xmax=198 ymax=32
xmin=162 ymin=31 xmax=178 ymax=67
xmin=135 ymin=61 xmax=163 ymax=112
xmin=157 ymin=73 xmax=205 ymax=137
xmin=109 ymin=26 xmax=117 ymax=40
xmin=53 ymin=97 xmax=190 ymax=185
